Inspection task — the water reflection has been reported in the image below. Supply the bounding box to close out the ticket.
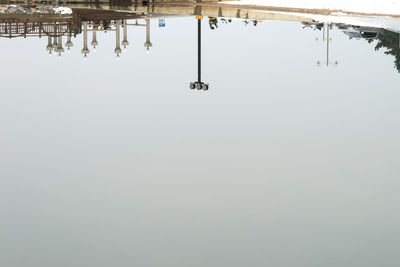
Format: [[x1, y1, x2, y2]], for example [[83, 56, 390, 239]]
[[375, 29, 400, 72], [316, 23, 339, 67], [304, 21, 400, 71], [2, 3, 400, 78], [1, 5, 400, 266], [190, 16, 209, 91]]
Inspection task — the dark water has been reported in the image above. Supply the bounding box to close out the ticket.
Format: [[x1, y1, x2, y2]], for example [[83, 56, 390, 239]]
[[0, 16, 399, 267]]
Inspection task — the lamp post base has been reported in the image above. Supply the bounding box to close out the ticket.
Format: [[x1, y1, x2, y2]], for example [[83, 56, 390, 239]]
[[190, 82, 209, 91]]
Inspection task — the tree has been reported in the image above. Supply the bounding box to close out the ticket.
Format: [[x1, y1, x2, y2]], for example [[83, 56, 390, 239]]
[[374, 30, 400, 72]]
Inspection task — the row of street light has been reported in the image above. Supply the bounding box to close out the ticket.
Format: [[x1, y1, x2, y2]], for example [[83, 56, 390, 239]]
[[317, 23, 338, 67], [45, 19, 152, 58]]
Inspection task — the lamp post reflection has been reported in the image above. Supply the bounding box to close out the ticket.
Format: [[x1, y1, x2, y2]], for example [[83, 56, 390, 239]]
[[317, 23, 338, 67], [52, 24, 58, 49], [144, 18, 152, 53], [46, 36, 53, 55], [56, 36, 64, 57], [122, 20, 129, 49], [114, 20, 122, 57], [81, 21, 90, 57], [190, 16, 209, 91], [91, 29, 98, 50], [65, 34, 73, 51]]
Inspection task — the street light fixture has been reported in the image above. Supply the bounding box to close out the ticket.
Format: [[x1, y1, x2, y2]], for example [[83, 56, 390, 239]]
[[81, 21, 90, 58], [114, 20, 122, 57], [46, 36, 53, 55], [56, 36, 64, 58], [122, 20, 129, 49], [317, 23, 338, 67], [91, 28, 98, 51], [189, 16, 209, 91], [65, 34, 73, 52], [144, 18, 152, 53]]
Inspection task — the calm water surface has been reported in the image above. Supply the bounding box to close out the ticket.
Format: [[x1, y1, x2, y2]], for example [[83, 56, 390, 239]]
[[0, 17, 399, 267]]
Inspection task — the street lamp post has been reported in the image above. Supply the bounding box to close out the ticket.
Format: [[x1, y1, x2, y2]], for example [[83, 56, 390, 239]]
[[56, 36, 64, 57], [114, 20, 122, 57], [122, 20, 129, 49], [190, 17, 209, 91], [81, 21, 90, 57], [317, 23, 338, 67], [144, 19, 152, 52], [52, 23, 58, 50], [91, 29, 98, 50], [65, 34, 73, 51], [46, 36, 53, 55]]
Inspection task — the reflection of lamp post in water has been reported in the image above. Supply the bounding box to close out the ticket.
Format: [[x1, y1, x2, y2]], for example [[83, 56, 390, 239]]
[[65, 34, 73, 52], [322, 23, 327, 42], [52, 38, 58, 51], [114, 20, 122, 57], [91, 29, 98, 51], [46, 36, 53, 55], [122, 20, 129, 49], [56, 36, 64, 57], [52, 23, 58, 51], [81, 22, 90, 58], [317, 23, 338, 67], [144, 19, 152, 53], [189, 16, 209, 91]]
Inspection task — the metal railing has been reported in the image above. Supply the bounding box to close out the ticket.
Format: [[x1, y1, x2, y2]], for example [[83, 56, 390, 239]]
[[0, 22, 73, 38]]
